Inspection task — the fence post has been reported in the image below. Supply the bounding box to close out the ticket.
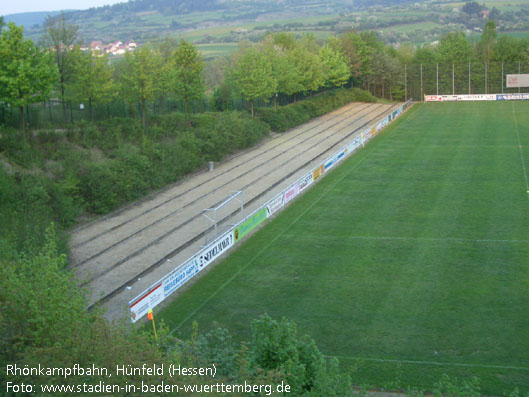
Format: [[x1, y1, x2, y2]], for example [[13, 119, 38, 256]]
[[519, 61, 521, 93], [502, 62, 504, 94], [452, 62, 455, 95], [420, 64, 423, 100], [468, 62, 471, 94], [436, 63, 439, 95], [485, 62, 488, 94], [404, 64, 407, 101]]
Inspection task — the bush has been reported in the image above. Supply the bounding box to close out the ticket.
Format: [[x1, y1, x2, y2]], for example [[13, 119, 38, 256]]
[[249, 314, 352, 395], [256, 88, 376, 132]]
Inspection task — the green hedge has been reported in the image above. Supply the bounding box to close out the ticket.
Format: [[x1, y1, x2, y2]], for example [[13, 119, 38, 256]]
[[256, 88, 376, 132]]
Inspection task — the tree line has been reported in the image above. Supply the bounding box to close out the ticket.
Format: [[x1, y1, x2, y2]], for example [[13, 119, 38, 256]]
[[2, 16, 529, 132]]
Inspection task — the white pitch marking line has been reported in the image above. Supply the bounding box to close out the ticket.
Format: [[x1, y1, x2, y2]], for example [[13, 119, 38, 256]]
[[330, 355, 529, 372], [283, 234, 529, 244], [512, 102, 529, 196]]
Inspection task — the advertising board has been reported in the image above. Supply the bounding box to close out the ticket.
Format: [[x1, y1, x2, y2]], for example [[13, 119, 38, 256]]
[[283, 183, 300, 204], [312, 164, 325, 181], [130, 283, 164, 323], [425, 93, 528, 102], [266, 193, 284, 217], [233, 208, 267, 242], [506, 74, 529, 88], [324, 150, 345, 171], [298, 172, 314, 192]]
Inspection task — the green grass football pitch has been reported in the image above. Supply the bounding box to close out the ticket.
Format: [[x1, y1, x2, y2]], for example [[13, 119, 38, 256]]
[[159, 101, 529, 394]]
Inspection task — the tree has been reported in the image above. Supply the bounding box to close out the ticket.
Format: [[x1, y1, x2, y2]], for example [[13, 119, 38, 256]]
[[119, 45, 162, 128], [0, 22, 58, 133], [492, 36, 523, 62], [204, 56, 229, 92], [319, 44, 350, 89], [412, 45, 438, 65], [168, 40, 205, 114], [436, 32, 474, 94], [479, 20, 497, 63], [340, 31, 366, 83], [249, 315, 351, 395], [233, 46, 276, 117], [340, 31, 377, 89], [272, 53, 301, 109], [437, 32, 473, 64], [461, 1, 482, 16], [370, 51, 401, 99], [41, 14, 78, 109], [489, 7, 500, 21], [262, 36, 301, 109], [271, 32, 297, 51], [70, 48, 116, 123], [289, 45, 323, 99]]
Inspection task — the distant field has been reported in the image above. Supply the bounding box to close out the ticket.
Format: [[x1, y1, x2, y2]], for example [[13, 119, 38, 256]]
[[159, 101, 529, 394], [196, 43, 239, 59], [500, 31, 529, 40], [444, 0, 527, 9], [388, 21, 443, 33]]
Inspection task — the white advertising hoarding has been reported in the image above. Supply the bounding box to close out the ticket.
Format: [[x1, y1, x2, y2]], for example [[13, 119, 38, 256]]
[[506, 74, 529, 88]]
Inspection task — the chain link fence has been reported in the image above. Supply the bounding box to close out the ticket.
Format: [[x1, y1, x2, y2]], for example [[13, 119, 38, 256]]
[[0, 90, 313, 130], [405, 61, 529, 101]]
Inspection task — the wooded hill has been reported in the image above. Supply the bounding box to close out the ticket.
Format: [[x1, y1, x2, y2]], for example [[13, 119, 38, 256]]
[[10, 0, 529, 54], [14, 0, 421, 44]]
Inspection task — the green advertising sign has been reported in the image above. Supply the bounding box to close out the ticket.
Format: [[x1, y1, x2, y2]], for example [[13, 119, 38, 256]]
[[233, 208, 267, 243]]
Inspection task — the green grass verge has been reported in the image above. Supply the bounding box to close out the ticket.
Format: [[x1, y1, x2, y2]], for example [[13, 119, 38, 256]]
[[159, 101, 529, 394]]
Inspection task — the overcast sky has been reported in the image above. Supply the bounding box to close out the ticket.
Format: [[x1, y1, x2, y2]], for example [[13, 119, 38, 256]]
[[1, 0, 125, 16]]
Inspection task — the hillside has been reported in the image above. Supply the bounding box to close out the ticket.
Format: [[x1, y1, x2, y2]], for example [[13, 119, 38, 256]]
[[3, 11, 66, 30], [9, 0, 529, 57]]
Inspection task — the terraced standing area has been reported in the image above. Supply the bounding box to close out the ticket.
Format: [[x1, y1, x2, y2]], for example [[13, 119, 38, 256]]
[[70, 101, 397, 321], [159, 101, 529, 394]]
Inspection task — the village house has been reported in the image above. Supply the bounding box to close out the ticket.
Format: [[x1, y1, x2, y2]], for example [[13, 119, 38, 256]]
[[88, 39, 137, 56]]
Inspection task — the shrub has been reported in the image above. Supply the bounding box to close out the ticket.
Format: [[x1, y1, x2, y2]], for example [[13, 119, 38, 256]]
[[256, 88, 376, 132]]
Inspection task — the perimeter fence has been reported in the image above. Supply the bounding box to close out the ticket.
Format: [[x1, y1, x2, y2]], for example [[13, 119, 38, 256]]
[[3, 61, 528, 129], [0, 90, 313, 129], [404, 61, 529, 100]]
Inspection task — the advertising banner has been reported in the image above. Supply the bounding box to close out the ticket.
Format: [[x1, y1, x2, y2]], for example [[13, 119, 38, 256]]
[[283, 183, 300, 204], [266, 193, 284, 217], [199, 230, 234, 265], [130, 283, 164, 323], [346, 137, 362, 154], [324, 150, 345, 171], [162, 257, 200, 298], [425, 93, 528, 102], [496, 93, 529, 101], [313, 164, 325, 181], [298, 172, 314, 192], [233, 208, 267, 242], [506, 74, 529, 88]]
